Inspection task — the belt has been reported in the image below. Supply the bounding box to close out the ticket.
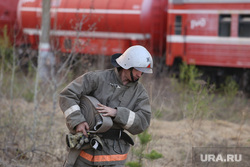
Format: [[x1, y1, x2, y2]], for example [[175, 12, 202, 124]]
[[97, 129, 134, 146]]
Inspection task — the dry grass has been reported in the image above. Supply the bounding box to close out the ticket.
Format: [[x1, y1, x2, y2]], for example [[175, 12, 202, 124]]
[[0, 71, 250, 167], [0, 98, 68, 167], [146, 119, 250, 167], [2, 98, 250, 167]]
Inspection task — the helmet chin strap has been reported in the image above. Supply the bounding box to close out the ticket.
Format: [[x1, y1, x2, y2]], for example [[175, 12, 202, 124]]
[[130, 68, 138, 82]]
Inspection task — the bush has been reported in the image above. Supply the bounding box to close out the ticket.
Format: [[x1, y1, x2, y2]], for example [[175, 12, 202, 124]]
[[126, 130, 163, 167]]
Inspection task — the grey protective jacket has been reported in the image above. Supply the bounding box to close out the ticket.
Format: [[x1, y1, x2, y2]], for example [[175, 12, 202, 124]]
[[59, 68, 151, 166]]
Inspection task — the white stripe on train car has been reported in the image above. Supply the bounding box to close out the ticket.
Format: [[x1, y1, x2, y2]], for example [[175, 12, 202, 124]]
[[168, 9, 250, 14], [23, 28, 151, 40], [20, 7, 141, 14], [169, 0, 250, 4], [167, 35, 250, 45]]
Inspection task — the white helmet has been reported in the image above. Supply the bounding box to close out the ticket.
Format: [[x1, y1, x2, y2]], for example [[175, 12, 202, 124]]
[[111, 45, 153, 73]]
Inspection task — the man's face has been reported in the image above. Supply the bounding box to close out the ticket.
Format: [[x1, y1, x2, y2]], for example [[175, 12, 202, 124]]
[[125, 68, 143, 82]]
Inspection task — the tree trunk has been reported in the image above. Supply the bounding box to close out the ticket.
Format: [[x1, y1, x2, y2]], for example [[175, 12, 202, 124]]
[[38, 0, 54, 81]]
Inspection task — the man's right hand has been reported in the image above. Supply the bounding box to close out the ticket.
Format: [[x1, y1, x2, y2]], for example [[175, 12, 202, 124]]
[[76, 122, 89, 137]]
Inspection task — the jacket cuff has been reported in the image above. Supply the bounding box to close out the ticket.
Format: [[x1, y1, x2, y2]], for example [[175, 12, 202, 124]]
[[66, 110, 86, 133], [113, 107, 135, 130]]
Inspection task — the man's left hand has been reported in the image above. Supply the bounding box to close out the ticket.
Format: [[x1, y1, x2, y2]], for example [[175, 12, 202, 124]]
[[96, 104, 117, 118]]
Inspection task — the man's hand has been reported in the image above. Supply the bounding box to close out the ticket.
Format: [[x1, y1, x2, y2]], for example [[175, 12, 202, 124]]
[[96, 104, 117, 118], [76, 122, 89, 137]]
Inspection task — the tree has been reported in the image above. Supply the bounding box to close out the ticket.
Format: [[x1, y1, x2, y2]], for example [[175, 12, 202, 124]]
[[38, 0, 54, 81]]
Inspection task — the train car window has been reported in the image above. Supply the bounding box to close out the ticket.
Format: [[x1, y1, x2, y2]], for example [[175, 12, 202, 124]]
[[218, 15, 231, 37], [239, 15, 250, 37], [175, 15, 182, 35]]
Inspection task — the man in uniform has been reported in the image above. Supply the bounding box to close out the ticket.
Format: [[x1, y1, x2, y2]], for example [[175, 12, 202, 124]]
[[59, 45, 153, 167]]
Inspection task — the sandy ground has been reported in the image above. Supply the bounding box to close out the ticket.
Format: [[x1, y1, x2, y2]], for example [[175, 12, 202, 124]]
[[0, 98, 250, 167], [146, 119, 250, 167]]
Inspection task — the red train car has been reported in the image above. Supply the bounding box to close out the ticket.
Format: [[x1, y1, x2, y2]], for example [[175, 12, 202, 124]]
[[16, 0, 250, 68], [0, 0, 20, 44], [17, 0, 166, 56], [167, 0, 250, 69], [1, 0, 250, 88]]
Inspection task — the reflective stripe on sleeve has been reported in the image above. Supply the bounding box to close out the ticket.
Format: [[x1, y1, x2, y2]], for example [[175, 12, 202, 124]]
[[124, 110, 135, 129], [64, 105, 80, 118], [80, 150, 128, 162]]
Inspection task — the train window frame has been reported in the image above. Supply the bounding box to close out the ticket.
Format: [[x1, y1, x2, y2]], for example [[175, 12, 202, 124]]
[[218, 14, 231, 37], [238, 14, 250, 37], [175, 15, 182, 35]]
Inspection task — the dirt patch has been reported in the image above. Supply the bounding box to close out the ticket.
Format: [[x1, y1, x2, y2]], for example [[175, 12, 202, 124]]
[[0, 98, 250, 166], [145, 119, 250, 167]]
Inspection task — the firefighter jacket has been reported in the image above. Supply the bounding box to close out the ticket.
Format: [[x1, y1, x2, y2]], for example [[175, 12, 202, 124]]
[[59, 68, 151, 166]]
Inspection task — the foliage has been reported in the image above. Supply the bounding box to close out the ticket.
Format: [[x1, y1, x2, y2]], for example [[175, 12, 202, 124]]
[[168, 62, 247, 122], [23, 88, 35, 102], [0, 25, 11, 52], [0, 25, 12, 67], [0, 25, 13, 94], [138, 130, 152, 145], [221, 76, 239, 101], [144, 150, 163, 160], [126, 130, 163, 167], [153, 109, 163, 119], [179, 62, 202, 91], [126, 161, 141, 167], [171, 63, 215, 120]]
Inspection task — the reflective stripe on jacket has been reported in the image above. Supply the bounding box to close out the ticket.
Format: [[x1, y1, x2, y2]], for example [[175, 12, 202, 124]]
[[80, 150, 128, 162]]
